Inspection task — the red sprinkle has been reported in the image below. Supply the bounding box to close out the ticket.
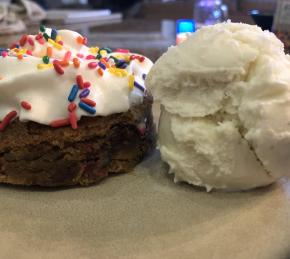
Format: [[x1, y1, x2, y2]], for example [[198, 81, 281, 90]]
[[130, 55, 136, 60], [37, 38, 45, 45], [21, 101, 32, 110], [63, 51, 72, 62], [68, 102, 77, 112], [53, 60, 64, 75], [86, 55, 95, 60], [130, 55, 145, 62], [27, 37, 35, 47], [115, 48, 129, 53], [59, 60, 69, 67], [76, 75, 84, 89], [77, 53, 84, 58], [83, 82, 91, 88], [50, 118, 70, 128], [35, 33, 42, 40], [26, 50, 33, 55], [81, 98, 96, 107], [58, 40, 64, 46], [138, 56, 145, 62], [73, 57, 80, 68], [69, 111, 78, 129], [0, 111, 17, 132], [88, 62, 98, 69], [19, 34, 28, 46]]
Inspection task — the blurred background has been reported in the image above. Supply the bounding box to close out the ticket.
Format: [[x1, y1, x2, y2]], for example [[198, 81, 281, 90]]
[[0, 0, 287, 61]]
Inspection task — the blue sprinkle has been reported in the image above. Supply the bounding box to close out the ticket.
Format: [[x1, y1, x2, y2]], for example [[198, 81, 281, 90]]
[[68, 84, 79, 102], [79, 101, 96, 114], [142, 73, 147, 80], [117, 60, 127, 68], [79, 88, 90, 98], [15, 44, 20, 49], [120, 63, 127, 69], [134, 81, 145, 92], [51, 29, 57, 40], [98, 62, 106, 70]]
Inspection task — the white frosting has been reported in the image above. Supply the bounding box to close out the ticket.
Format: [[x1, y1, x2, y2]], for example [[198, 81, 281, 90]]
[[0, 28, 152, 125], [146, 22, 290, 191]]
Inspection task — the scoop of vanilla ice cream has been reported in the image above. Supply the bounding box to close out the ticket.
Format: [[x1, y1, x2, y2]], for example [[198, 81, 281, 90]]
[[146, 22, 290, 191]]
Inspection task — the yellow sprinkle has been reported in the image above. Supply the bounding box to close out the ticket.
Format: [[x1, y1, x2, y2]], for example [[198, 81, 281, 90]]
[[99, 50, 107, 56], [48, 38, 63, 50], [114, 54, 130, 62], [55, 35, 62, 42], [14, 48, 27, 55], [117, 68, 128, 77], [128, 75, 135, 90], [89, 47, 99, 54], [37, 63, 53, 70], [108, 68, 128, 77], [47, 38, 55, 45]]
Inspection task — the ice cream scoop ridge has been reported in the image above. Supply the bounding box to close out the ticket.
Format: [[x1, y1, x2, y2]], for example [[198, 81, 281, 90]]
[[0, 26, 152, 130], [146, 22, 290, 191]]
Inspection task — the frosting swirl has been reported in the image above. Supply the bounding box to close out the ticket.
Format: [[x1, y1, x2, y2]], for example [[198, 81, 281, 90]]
[[0, 27, 152, 129]]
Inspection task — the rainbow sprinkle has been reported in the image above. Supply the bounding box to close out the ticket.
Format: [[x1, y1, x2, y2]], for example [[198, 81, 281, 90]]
[[81, 98, 96, 107], [68, 102, 77, 112], [79, 101, 96, 114], [97, 68, 103, 76], [37, 63, 53, 69], [53, 60, 64, 75], [51, 28, 57, 41], [0, 111, 17, 132], [76, 75, 84, 89], [21, 101, 32, 110], [134, 81, 145, 92], [48, 39, 62, 50], [42, 55, 49, 64], [79, 89, 90, 98], [50, 118, 70, 128], [83, 82, 91, 88], [98, 62, 106, 70], [69, 111, 78, 129], [68, 85, 79, 102], [128, 75, 135, 90], [88, 62, 98, 69]]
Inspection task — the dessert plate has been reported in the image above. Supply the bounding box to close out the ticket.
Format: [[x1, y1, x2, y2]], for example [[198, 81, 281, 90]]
[[0, 150, 289, 259], [0, 104, 290, 259]]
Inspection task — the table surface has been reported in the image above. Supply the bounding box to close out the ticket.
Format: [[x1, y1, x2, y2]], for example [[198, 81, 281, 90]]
[[0, 103, 289, 259]]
